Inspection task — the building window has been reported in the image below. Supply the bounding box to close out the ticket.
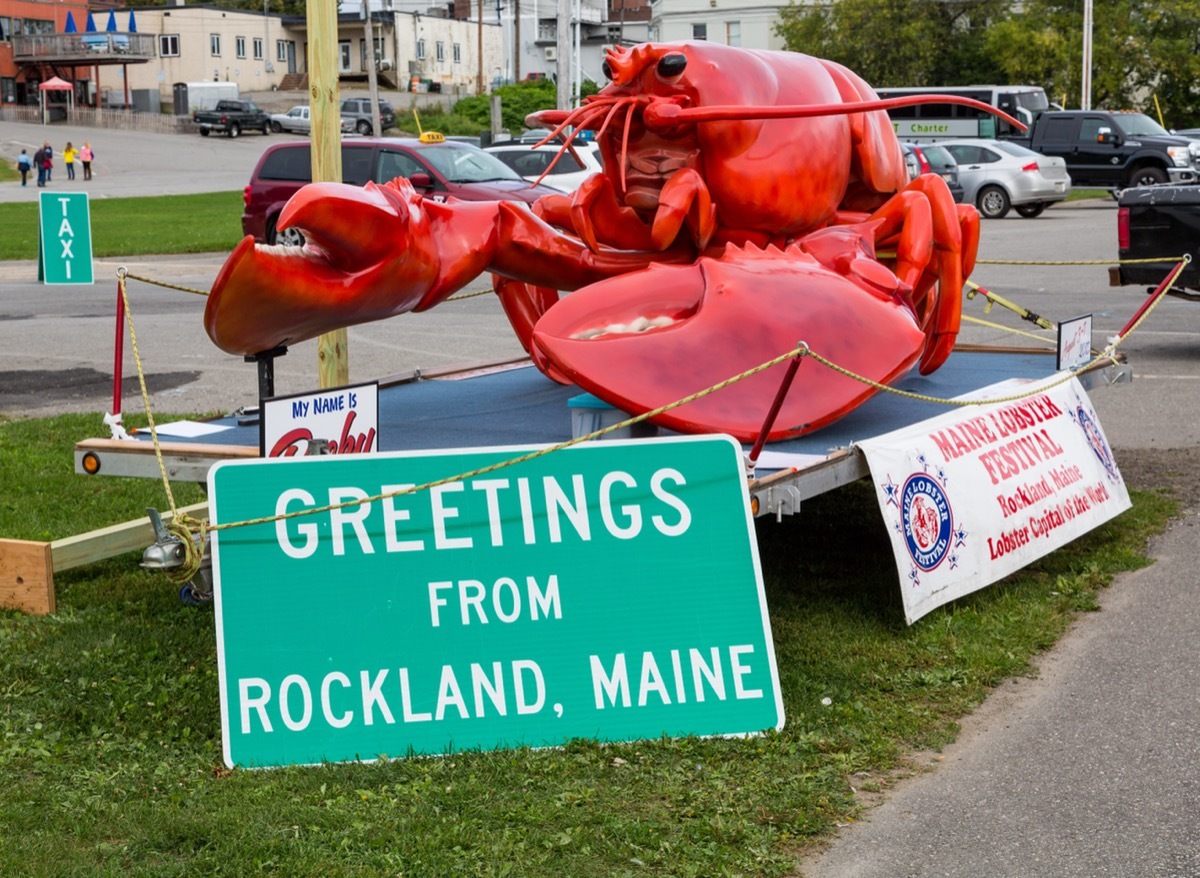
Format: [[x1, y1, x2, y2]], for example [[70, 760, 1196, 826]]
[[210, 33, 221, 57], [23, 18, 54, 35], [160, 34, 180, 57], [236, 36, 246, 59], [436, 41, 445, 62], [538, 22, 555, 41], [453, 43, 461, 64], [1, 77, 15, 103], [253, 37, 264, 60], [725, 20, 739, 47], [692, 23, 707, 40], [416, 38, 426, 60], [0, 17, 13, 42], [276, 41, 288, 63]]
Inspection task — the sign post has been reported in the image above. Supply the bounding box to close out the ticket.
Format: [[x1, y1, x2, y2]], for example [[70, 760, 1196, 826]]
[[38, 192, 94, 285], [209, 437, 783, 768]]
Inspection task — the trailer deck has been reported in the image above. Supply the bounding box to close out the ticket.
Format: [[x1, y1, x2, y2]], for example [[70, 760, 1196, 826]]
[[74, 346, 1128, 517]]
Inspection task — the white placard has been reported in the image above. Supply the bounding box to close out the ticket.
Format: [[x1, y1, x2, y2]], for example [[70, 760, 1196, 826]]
[[261, 382, 379, 458], [858, 375, 1130, 624], [1057, 314, 1093, 371]]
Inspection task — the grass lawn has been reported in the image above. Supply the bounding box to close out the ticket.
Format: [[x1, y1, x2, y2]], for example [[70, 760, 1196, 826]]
[[0, 411, 1174, 877]]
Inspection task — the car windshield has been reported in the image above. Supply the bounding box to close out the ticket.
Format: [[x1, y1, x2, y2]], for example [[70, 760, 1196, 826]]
[[1114, 113, 1170, 138], [420, 145, 524, 183]]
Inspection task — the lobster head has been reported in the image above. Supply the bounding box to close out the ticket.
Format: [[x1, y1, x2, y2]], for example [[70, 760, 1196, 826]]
[[529, 41, 904, 236]]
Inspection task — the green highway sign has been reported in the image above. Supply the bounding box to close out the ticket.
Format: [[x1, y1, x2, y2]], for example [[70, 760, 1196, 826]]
[[209, 437, 783, 768], [38, 191, 94, 285]]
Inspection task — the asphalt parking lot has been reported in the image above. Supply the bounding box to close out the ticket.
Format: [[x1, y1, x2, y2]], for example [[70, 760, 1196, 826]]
[[3, 116, 1199, 876]]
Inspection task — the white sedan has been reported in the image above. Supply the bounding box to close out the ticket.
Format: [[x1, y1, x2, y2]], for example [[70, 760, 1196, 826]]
[[269, 106, 355, 136], [936, 139, 1072, 219], [483, 141, 603, 193]]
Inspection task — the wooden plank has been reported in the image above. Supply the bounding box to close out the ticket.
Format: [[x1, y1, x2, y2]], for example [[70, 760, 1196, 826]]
[[50, 501, 209, 573], [0, 539, 55, 615]]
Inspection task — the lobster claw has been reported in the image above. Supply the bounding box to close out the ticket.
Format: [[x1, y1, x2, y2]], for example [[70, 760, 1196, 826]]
[[205, 180, 444, 356], [530, 243, 926, 442]]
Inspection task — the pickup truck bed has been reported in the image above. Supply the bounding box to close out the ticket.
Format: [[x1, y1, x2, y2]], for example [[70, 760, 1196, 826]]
[[1112, 184, 1200, 294]]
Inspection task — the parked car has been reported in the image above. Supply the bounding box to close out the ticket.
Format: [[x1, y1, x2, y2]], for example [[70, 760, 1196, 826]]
[[340, 97, 397, 135], [269, 105, 355, 135], [936, 139, 1072, 219], [483, 141, 604, 193], [903, 142, 965, 203], [242, 138, 560, 246]]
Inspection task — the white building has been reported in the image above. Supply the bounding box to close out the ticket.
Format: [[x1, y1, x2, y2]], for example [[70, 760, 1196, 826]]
[[649, 0, 786, 50], [96, 2, 504, 110]]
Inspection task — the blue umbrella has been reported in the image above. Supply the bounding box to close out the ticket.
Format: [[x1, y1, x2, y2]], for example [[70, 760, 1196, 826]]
[[64, 11, 78, 33], [85, 12, 97, 32], [105, 9, 118, 32], [128, 10, 137, 33]]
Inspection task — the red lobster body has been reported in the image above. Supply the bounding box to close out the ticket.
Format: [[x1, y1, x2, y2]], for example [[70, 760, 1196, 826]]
[[204, 42, 1018, 441]]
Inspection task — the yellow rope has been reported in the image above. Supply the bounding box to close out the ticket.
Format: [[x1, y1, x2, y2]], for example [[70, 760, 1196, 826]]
[[962, 314, 1056, 347], [120, 272, 210, 297], [976, 256, 1187, 266], [118, 254, 1182, 546]]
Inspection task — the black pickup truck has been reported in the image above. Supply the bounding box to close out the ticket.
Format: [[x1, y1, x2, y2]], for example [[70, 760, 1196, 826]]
[[1011, 110, 1200, 191], [1111, 184, 1200, 296], [194, 99, 271, 138]]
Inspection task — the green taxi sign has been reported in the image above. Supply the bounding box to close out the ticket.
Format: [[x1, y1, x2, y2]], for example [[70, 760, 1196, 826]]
[[209, 436, 783, 768], [38, 191, 94, 285]]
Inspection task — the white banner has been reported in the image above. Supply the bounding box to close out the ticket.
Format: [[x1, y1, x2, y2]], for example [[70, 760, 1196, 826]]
[[858, 375, 1131, 624]]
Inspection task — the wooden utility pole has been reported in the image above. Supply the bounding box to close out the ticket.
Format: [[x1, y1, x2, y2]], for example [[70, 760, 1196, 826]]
[[477, 0, 484, 95], [513, 0, 520, 82], [363, 0, 382, 135], [309, 0, 349, 388]]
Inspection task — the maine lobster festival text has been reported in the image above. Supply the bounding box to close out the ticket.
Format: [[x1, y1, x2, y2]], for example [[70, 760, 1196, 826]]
[[927, 394, 1116, 561]]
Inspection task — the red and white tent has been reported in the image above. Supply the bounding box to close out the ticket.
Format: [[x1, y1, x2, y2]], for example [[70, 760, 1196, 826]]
[[38, 76, 75, 123]]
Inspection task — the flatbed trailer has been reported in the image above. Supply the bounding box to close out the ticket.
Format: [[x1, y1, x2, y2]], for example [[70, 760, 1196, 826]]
[[74, 346, 1129, 519]]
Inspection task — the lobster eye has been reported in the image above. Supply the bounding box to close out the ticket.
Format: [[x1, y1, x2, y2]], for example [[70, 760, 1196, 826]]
[[656, 53, 687, 81], [602, 60, 612, 81]]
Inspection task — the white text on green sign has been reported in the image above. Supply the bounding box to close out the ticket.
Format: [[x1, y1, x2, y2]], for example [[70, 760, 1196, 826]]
[[209, 437, 783, 768]]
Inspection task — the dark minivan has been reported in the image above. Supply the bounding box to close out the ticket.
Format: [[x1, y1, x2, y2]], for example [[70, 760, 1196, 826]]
[[242, 138, 560, 245]]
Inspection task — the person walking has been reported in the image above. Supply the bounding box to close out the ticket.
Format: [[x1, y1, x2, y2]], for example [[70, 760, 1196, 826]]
[[17, 149, 32, 186], [41, 142, 53, 183], [63, 141, 77, 181], [80, 141, 94, 181], [34, 144, 47, 187]]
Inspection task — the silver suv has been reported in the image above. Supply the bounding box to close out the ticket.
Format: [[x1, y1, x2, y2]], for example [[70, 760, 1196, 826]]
[[340, 97, 396, 135]]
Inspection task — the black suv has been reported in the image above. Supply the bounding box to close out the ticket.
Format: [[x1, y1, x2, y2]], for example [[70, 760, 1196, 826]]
[[340, 97, 396, 135]]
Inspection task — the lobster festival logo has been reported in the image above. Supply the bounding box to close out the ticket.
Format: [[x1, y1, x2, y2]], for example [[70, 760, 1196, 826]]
[[1069, 398, 1118, 482], [898, 471, 956, 574]]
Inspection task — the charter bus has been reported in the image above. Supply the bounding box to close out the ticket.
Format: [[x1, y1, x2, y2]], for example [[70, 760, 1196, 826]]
[[873, 85, 1051, 141]]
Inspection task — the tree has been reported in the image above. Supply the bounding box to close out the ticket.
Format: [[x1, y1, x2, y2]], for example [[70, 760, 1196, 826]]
[[774, 0, 1009, 88], [776, 0, 1200, 126]]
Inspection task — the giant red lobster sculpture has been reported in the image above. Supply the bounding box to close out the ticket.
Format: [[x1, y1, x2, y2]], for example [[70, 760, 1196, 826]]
[[206, 42, 1020, 441]]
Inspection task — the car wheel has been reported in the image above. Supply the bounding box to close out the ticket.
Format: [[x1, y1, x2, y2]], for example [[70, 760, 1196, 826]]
[[356, 120, 372, 135], [1128, 166, 1168, 188], [228, 122, 241, 139], [977, 185, 1011, 219], [266, 215, 306, 248], [270, 121, 283, 133], [199, 128, 210, 137], [1015, 202, 1047, 218], [262, 124, 271, 135]]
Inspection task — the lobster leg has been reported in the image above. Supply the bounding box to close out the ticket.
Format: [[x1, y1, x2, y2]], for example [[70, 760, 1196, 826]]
[[866, 175, 970, 374]]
